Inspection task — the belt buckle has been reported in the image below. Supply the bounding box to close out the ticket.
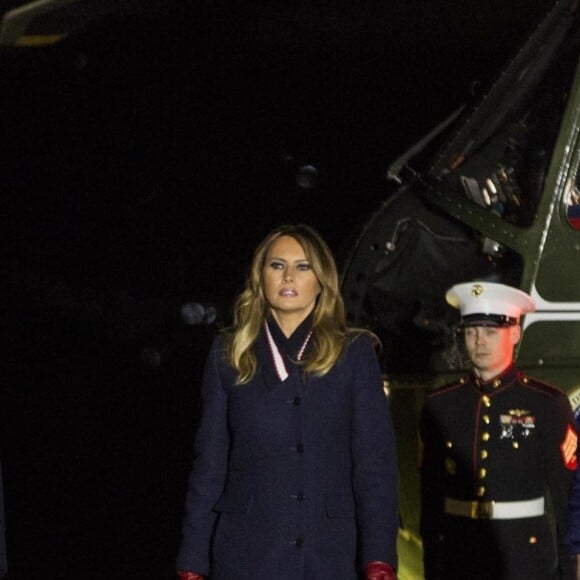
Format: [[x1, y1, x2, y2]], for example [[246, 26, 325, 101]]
[[472, 500, 494, 519]]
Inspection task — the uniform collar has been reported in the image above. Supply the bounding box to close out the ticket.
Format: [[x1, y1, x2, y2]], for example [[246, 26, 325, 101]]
[[471, 363, 518, 393]]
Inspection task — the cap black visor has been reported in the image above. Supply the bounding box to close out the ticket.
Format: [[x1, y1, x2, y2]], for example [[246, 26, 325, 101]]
[[459, 314, 518, 328]]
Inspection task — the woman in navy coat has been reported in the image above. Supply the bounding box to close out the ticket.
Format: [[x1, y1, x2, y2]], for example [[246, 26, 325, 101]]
[[176, 224, 399, 580]]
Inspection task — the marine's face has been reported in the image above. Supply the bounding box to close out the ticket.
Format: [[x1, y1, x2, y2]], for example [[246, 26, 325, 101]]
[[262, 235, 321, 328], [463, 325, 520, 380]]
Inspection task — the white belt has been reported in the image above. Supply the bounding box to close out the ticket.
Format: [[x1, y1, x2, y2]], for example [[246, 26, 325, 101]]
[[444, 496, 545, 520]]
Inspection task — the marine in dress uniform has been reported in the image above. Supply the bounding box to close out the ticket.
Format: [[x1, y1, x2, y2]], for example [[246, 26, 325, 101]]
[[420, 281, 578, 580]]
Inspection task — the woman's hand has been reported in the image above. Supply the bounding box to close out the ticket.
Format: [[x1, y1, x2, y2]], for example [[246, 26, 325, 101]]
[[366, 561, 397, 580], [177, 571, 204, 580]]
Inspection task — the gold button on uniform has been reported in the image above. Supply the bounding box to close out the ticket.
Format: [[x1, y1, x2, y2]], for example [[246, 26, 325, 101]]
[[529, 536, 538, 544], [478, 468, 487, 479], [477, 486, 486, 497], [522, 376, 529, 384], [493, 379, 501, 388], [482, 395, 491, 407], [513, 441, 519, 449], [446, 441, 453, 449], [482, 415, 490, 424], [445, 458, 456, 475], [481, 450, 488, 460], [482, 432, 490, 442]]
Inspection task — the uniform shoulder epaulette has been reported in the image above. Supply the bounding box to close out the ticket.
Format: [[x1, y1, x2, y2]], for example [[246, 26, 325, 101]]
[[428, 376, 468, 398], [519, 372, 565, 396]]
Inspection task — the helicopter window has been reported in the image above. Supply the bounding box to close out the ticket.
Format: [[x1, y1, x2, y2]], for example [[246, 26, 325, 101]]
[[431, 20, 580, 227]]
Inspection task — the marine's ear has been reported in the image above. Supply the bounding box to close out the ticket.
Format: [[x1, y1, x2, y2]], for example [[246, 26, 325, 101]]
[[509, 324, 522, 345]]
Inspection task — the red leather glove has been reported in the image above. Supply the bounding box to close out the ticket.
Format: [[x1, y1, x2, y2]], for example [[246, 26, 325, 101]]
[[177, 571, 204, 580], [366, 560, 397, 580]]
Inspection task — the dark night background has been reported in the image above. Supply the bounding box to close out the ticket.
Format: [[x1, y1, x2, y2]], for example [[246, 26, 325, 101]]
[[1, 1, 554, 578]]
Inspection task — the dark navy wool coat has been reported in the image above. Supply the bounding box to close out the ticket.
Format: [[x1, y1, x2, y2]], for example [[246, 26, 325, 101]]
[[176, 321, 399, 579]]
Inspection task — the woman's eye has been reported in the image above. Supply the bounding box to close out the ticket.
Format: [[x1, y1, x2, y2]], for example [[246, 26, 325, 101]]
[[297, 263, 311, 270], [269, 261, 284, 269]]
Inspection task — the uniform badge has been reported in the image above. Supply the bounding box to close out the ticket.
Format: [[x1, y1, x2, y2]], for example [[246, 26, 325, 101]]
[[560, 424, 578, 470], [499, 410, 536, 440], [500, 415, 514, 439], [520, 415, 536, 438]]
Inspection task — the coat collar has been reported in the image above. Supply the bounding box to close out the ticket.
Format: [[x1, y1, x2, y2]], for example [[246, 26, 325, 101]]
[[259, 314, 314, 387], [266, 314, 314, 357]]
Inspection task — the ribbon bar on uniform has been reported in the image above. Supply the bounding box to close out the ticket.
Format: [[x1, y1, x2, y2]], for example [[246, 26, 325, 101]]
[[444, 496, 545, 520]]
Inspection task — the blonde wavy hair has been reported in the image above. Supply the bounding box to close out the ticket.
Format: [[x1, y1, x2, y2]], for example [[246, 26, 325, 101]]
[[224, 224, 376, 384]]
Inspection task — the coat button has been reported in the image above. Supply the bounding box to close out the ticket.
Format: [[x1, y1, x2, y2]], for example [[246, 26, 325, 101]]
[[293, 538, 304, 547], [293, 397, 302, 406], [296, 444, 304, 453], [294, 492, 304, 501]]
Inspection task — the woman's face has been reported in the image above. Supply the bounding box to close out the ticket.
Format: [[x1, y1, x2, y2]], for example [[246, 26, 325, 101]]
[[262, 235, 322, 327]]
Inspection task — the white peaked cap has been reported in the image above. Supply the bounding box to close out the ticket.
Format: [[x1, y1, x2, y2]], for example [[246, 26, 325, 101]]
[[446, 281, 536, 325]]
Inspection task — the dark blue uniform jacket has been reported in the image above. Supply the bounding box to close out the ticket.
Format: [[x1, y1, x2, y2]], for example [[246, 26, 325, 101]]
[[420, 365, 576, 580], [176, 318, 399, 579]]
